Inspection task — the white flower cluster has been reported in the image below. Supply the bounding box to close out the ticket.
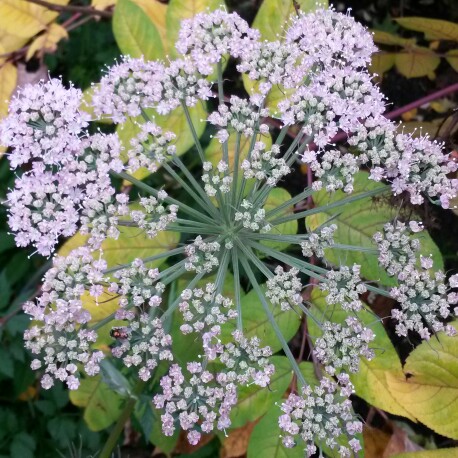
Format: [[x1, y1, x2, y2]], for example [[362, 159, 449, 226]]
[[349, 116, 458, 207], [93, 57, 212, 122], [23, 248, 108, 389], [235, 199, 271, 232], [185, 236, 221, 273], [153, 362, 238, 445], [241, 143, 290, 186], [314, 317, 375, 376], [279, 377, 362, 457], [112, 310, 173, 382], [266, 266, 303, 311], [109, 258, 165, 309], [304, 148, 360, 193], [301, 224, 337, 258], [179, 283, 237, 334], [176, 8, 260, 75], [128, 121, 176, 173], [374, 222, 457, 339], [130, 192, 178, 239], [320, 265, 367, 312], [208, 95, 269, 143], [202, 160, 233, 196], [237, 40, 304, 90], [218, 330, 274, 387]]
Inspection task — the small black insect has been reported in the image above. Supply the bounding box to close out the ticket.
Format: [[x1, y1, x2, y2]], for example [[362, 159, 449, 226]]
[[110, 327, 131, 340]]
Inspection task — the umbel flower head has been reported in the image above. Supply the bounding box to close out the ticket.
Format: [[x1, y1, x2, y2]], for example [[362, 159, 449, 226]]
[[2, 5, 458, 456]]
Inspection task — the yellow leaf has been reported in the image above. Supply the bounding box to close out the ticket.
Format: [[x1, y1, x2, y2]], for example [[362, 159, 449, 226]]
[[392, 449, 458, 458], [372, 30, 417, 47], [25, 23, 68, 60], [369, 52, 396, 76], [59, 226, 180, 269], [92, 0, 116, 10], [395, 17, 458, 42], [0, 62, 17, 118], [0, 30, 28, 58], [0, 0, 69, 39], [132, 0, 167, 51], [395, 47, 440, 78], [401, 108, 418, 122], [386, 322, 458, 439]]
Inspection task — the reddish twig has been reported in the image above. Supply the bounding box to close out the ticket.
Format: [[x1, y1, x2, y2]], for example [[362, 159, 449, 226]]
[[26, 0, 112, 18]]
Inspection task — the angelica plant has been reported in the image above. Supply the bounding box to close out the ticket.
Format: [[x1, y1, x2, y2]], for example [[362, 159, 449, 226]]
[[2, 5, 458, 457]]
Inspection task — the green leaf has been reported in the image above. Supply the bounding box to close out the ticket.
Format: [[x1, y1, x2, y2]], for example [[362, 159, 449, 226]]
[[100, 360, 134, 398], [230, 356, 293, 428], [221, 285, 301, 353], [263, 188, 298, 252], [118, 103, 207, 181], [113, 0, 164, 60], [386, 321, 458, 439], [59, 227, 180, 269], [166, 0, 222, 58], [395, 17, 458, 42], [10, 433, 35, 458], [69, 376, 125, 431], [308, 288, 415, 420], [247, 404, 303, 458], [394, 48, 440, 78], [298, 361, 318, 385], [46, 417, 77, 449], [252, 0, 328, 41], [306, 171, 443, 286]]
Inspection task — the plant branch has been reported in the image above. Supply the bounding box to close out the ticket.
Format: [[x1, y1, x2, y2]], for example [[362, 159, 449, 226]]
[[26, 0, 113, 18]]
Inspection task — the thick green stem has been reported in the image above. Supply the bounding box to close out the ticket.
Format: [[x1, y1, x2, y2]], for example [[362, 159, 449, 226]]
[[98, 381, 145, 458]]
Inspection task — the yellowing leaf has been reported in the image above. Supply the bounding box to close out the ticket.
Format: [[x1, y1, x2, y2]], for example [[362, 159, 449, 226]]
[[395, 48, 440, 78], [252, 0, 328, 41], [0, 30, 28, 58], [0, 0, 68, 39], [133, 0, 167, 51], [25, 23, 68, 60], [372, 30, 416, 47], [386, 322, 458, 439], [392, 449, 458, 458], [369, 52, 396, 76], [113, 0, 164, 60], [395, 17, 458, 42], [0, 62, 17, 118], [69, 375, 124, 431], [59, 227, 179, 269]]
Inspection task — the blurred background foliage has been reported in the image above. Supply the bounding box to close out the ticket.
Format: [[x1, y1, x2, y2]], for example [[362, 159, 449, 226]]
[[1, 1, 458, 457]]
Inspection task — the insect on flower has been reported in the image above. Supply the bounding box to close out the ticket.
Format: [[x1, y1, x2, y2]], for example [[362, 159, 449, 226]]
[[110, 327, 131, 340]]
